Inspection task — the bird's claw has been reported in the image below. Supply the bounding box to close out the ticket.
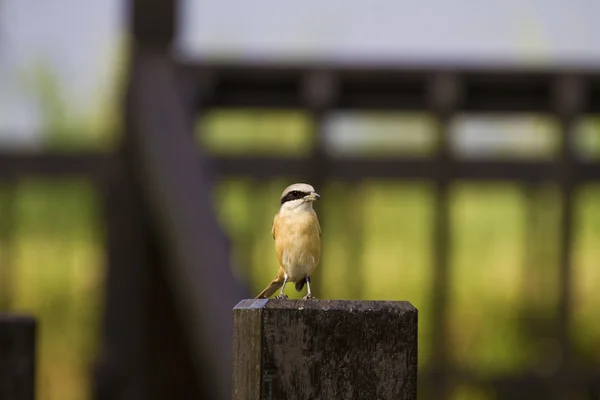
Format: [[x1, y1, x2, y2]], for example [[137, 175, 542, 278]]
[[276, 294, 288, 299], [302, 294, 316, 300]]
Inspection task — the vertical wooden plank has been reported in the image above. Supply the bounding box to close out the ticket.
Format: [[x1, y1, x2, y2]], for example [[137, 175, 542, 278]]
[[128, 49, 249, 399], [131, 0, 178, 46], [553, 75, 584, 383], [231, 300, 264, 400], [93, 159, 152, 400], [232, 299, 418, 400], [0, 315, 36, 400], [427, 73, 460, 400]]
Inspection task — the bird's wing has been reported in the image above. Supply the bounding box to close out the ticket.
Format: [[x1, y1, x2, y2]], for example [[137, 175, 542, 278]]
[[316, 213, 321, 237], [272, 213, 286, 268], [310, 211, 322, 264], [271, 212, 279, 240]]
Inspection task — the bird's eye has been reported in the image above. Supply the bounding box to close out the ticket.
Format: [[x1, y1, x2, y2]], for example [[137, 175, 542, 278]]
[[281, 190, 308, 204]]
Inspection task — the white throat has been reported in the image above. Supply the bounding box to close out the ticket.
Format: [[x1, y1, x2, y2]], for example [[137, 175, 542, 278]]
[[279, 199, 314, 215]]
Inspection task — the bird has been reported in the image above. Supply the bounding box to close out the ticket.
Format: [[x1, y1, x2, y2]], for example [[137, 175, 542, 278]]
[[255, 183, 321, 300]]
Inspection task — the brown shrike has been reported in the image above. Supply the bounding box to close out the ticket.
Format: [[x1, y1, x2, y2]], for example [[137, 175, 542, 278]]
[[255, 183, 321, 300]]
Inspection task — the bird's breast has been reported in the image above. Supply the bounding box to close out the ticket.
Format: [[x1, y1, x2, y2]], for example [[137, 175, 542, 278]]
[[274, 211, 321, 281]]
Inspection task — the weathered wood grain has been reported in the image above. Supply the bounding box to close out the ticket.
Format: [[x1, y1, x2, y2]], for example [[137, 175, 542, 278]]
[[233, 299, 417, 400]]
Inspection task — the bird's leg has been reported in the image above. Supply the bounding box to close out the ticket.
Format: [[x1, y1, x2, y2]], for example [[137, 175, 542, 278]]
[[302, 276, 316, 300], [276, 276, 289, 299]]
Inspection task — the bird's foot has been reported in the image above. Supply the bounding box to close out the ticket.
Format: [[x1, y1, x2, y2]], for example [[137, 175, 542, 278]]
[[276, 294, 288, 300], [302, 294, 316, 300]]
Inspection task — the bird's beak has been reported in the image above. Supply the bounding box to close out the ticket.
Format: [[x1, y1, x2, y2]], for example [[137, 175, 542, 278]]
[[304, 192, 321, 202]]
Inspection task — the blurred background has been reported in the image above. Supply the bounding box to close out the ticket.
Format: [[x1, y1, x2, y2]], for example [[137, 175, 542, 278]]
[[1, 0, 600, 399]]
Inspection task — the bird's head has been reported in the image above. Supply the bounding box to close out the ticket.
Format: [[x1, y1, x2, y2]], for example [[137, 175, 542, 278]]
[[279, 183, 320, 211]]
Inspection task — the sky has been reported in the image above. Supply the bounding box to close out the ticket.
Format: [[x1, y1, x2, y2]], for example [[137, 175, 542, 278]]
[[180, 0, 600, 67], [1, 0, 600, 145]]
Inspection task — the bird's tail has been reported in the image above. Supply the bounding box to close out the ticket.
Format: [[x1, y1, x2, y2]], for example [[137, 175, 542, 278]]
[[255, 276, 284, 299]]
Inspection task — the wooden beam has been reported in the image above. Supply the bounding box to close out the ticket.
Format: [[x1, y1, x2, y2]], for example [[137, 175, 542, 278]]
[[0, 315, 36, 400], [232, 299, 418, 400], [0, 152, 599, 183], [209, 156, 600, 183], [180, 61, 600, 113], [0, 152, 111, 180]]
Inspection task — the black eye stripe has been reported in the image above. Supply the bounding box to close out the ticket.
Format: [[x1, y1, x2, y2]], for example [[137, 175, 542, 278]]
[[280, 190, 310, 204]]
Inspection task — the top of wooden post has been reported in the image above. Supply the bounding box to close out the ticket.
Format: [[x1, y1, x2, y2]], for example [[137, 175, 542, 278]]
[[0, 314, 36, 325], [234, 298, 417, 313], [232, 299, 418, 400]]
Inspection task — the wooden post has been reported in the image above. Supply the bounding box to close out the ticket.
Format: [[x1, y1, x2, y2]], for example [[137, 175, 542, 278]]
[[0, 315, 36, 400], [232, 299, 417, 400]]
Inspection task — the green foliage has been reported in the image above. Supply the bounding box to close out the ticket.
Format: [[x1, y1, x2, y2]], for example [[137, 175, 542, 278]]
[[2, 179, 103, 400]]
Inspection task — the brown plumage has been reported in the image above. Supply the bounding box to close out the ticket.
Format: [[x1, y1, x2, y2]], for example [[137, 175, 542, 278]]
[[255, 183, 321, 299]]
